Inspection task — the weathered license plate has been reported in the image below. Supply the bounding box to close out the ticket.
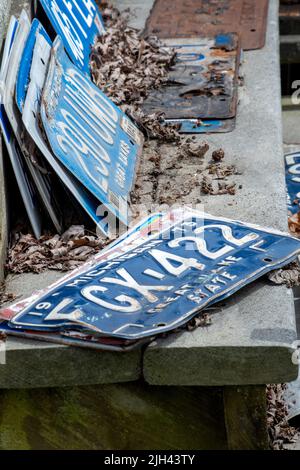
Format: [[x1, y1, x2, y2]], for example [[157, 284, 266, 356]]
[[15, 18, 63, 233], [19, 22, 109, 234], [6, 209, 300, 339], [0, 14, 42, 238], [285, 151, 300, 215], [40, 37, 144, 230], [143, 0, 269, 51], [0, 322, 147, 352], [36, 0, 105, 73], [142, 35, 240, 120]]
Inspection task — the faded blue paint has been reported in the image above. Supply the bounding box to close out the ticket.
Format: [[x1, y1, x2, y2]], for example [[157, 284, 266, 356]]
[[37, 0, 105, 73], [165, 118, 235, 133], [8, 210, 300, 339], [40, 37, 143, 231], [16, 19, 51, 113]]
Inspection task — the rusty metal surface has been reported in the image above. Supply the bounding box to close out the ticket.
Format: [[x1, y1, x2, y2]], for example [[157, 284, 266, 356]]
[[144, 0, 269, 51], [142, 34, 240, 120]]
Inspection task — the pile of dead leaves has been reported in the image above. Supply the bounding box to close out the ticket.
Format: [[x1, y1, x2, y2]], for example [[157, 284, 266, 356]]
[[268, 261, 300, 288], [91, 12, 175, 106], [91, 3, 179, 141], [201, 155, 239, 196], [6, 226, 107, 274], [267, 384, 299, 450]]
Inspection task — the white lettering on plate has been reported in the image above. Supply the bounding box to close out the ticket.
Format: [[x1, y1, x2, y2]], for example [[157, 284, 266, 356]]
[[51, 0, 85, 65]]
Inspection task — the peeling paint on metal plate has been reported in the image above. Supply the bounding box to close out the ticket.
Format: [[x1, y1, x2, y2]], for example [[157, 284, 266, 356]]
[[142, 35, 240, 120], [2, 17, 63, 233], [0, 16, 18, 90], [16, 21, 63, 233], [16, 18, 51, 113], [144, 0, 269, 51], [7, 209, 300, 340]]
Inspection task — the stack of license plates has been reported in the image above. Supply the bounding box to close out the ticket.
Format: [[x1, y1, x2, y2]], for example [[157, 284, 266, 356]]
[[0, 0, 144, 240], [1, 208, 300, 351]]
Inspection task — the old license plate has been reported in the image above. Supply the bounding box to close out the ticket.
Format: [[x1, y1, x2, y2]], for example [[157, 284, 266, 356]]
[[36, 0, 105, 73], [15, 18, 52, 113], [285, 151, 300, 214], [143, 0, 269, 51], [0, 212, 164, 322], [142, 35, 240, 120], [40, 36, 144, 229], [0, 321, 147, 351], [0, 14, 42, 239], [14, 19, 63, 233], [3, 10, 30, 145], [0, 107, 42, 238], [7, 208, 300, 339], [19, 26, 118, 235]]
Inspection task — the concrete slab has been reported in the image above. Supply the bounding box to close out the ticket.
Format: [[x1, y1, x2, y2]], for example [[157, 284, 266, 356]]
[[144, 0, 299, 385]]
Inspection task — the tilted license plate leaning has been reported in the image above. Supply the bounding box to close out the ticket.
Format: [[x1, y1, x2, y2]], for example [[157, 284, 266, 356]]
[[3, 208, 300, 340], [18, 21, 109, 233], [285, 151, 300, 215], [0, 13, 43, 239], [35, 0, 105, 73], [40, 36, 144, 234], [15, 18, 63, 233]]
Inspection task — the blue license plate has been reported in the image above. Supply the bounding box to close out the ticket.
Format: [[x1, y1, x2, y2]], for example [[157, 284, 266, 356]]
[[285, 152, 300, 214], [37, 0, 105, 73], [8, 209, 300, 339], [40, 36, 144, 230]]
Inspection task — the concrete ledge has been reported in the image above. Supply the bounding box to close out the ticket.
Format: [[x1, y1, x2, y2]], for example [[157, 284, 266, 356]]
[[1, 337, 141, 388], [144, 282, 298, 385]]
